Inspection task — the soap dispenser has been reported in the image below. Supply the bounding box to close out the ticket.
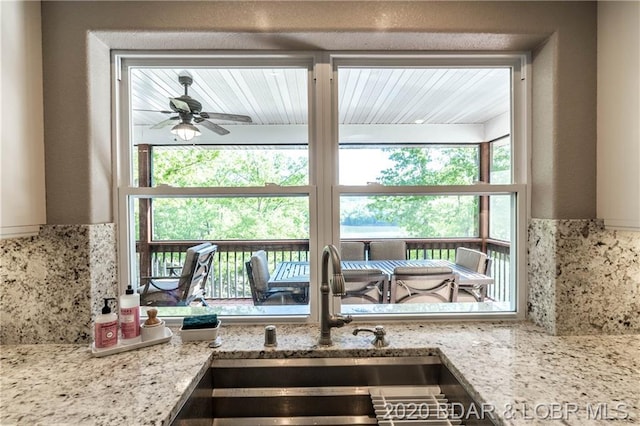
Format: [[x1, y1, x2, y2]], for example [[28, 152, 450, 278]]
[[119, 284, 141, 343], [95, 298, 118, 349]]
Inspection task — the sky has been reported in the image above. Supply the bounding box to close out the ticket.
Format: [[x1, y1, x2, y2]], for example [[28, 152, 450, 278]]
[[339, 148, 394, 185]]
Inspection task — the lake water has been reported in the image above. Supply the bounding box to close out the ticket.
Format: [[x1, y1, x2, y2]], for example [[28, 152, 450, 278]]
[[340, 225, 409, 238]]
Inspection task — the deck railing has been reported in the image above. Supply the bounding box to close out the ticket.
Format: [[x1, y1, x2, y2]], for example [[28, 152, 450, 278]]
[[139, 238, 511, 303]]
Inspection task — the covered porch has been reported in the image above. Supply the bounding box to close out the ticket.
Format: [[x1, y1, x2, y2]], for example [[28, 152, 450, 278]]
[[137, 238, 511, 305]]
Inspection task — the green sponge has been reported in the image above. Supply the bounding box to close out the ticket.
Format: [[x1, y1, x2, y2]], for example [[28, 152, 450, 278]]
[[182, 314, 219, 330]]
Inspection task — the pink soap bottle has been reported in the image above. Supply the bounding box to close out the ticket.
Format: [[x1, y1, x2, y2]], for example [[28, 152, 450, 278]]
[[95, 298, 118, 348]]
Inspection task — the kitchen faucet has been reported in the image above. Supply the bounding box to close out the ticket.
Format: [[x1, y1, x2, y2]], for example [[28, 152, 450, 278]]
[[319, 244, 353, 346]]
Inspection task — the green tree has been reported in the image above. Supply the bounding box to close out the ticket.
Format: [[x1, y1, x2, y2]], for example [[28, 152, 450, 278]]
[[366, 146, 479, 237], [149, 148, 309, 240], [490, 141, 511, 184]]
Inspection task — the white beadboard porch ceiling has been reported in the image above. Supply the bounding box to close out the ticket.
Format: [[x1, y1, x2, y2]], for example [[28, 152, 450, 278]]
[[130, 66, 511, 145]]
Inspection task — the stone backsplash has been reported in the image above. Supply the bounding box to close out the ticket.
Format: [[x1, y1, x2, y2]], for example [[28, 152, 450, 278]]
[[0, 224, 117, 344], [1, 220, 638, 343], [528, 219, 640, 335]]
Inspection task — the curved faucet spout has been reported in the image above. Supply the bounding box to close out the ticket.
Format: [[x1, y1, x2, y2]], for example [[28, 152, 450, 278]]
[[322, 244, 346, 296], [319, 244, 353, 346]]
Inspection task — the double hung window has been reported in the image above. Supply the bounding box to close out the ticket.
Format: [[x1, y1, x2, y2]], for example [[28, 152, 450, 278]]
[[115, 52, 527, 320]]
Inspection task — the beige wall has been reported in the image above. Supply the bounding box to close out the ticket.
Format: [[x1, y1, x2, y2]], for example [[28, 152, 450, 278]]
[[40, 1, 597, 224]]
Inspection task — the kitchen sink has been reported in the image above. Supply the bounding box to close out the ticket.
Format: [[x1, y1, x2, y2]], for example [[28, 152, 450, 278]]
[[172, 356, 494, 426]]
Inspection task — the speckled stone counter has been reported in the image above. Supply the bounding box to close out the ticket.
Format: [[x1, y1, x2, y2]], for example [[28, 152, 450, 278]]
[[1, 321, 638, 425]]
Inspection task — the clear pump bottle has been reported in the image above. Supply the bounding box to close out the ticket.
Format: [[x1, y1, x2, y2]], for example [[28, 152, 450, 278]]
[[119, 285, 141, 343]]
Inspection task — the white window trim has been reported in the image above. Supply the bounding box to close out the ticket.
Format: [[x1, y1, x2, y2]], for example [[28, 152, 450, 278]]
[[326, 53, 529, 320], [113, 52, 321, 323], [112, 51, 531, 323]]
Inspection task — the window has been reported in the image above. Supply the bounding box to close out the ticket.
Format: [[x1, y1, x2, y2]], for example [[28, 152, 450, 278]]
[[333, 59, 525, 316], [118, 58, 314, 318], [115, 52, 527, 321]]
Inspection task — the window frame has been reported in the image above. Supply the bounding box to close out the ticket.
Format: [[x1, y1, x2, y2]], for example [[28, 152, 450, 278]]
[[327, 53, 529, 319], [114, 53, 321, 322], [113, 51, 530, 323]]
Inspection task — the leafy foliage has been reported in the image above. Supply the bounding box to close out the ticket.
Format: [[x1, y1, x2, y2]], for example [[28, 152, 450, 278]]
[[365, 146, 480, 237], [148, 148, 309, 240], [143, 144, 508, 241]]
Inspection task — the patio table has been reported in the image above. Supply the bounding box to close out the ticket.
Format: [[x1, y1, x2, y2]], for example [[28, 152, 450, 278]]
[[269, 259, 494, 302]]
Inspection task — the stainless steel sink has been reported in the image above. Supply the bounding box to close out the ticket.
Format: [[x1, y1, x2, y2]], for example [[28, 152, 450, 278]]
[[172, 356, 494, 426]]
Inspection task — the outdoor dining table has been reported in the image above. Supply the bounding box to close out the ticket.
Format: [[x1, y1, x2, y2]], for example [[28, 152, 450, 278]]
[[268, 259, 494, 302]]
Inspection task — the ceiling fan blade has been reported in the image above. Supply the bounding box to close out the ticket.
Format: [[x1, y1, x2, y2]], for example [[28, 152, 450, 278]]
[[197, 119, 230, 135], [170, 98, 191, 113], [134, 109, 174, 114], [200, 112, 252, 123], [150, 117, 179, 129]]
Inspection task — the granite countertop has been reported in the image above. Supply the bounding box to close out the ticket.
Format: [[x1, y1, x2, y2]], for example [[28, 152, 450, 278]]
[[1, 321, 638, 425]]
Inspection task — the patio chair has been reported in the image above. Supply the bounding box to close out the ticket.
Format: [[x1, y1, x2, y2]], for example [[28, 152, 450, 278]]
[[455, 247, 491, 301], [139, 242, 217, 307], [246, 250, 307, 305], [341, 269, 388, 304], [455, 247, 489, 273], [391, 266, 458, 303], [369, 240, 406, 260], [340, 241, 366, 261]]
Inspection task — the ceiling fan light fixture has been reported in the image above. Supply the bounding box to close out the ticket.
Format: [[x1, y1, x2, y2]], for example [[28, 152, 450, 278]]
[[142, 73, 252, 137], [171, 122, 201, 141]]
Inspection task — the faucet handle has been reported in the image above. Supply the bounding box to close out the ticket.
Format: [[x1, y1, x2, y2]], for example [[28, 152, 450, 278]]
[[337, 314, 353, 326], [353, 325, 390, 348]]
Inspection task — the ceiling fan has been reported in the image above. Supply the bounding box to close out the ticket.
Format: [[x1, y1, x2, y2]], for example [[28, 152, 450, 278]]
[[138, 71, 252, 141]]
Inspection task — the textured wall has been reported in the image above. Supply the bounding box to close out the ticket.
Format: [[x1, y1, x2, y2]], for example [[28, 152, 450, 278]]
[[529, 219, 640, 335], [0, 225, 117, 344], [40, 1, 597, 224]]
